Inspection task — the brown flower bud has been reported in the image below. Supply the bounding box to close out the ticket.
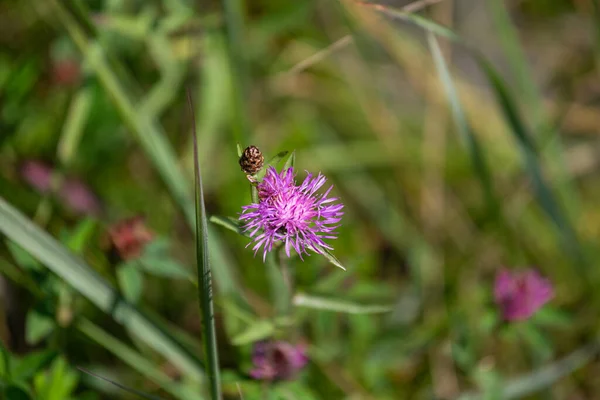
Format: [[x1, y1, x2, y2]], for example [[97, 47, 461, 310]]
[[239, 145, 264, 175]]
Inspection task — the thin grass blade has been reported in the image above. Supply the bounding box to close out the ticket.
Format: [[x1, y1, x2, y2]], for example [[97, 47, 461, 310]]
[[77, 367, 165, 400], [76, 319, 199, 400], [475, 57, 584, 266], [426, 33, 499, 219], [188, 91, 222, 400], [293, 293, 392, 314]]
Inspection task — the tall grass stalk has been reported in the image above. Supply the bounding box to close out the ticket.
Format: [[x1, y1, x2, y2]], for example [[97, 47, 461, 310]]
[[188, 91, 222, 400]]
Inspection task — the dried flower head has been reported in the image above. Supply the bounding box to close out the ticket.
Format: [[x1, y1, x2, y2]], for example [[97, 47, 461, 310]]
[[239, 145, 264, 175], [108, 216, 154, 260], [239, 166, 343, 261], [494, 268, 554, 321], [250, 340, 308, 381]]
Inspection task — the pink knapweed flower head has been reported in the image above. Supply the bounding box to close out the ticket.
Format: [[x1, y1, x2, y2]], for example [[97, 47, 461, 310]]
[[494, 268, 554, 321], [239, 166, 343, 261], [250, 340, 308, 381]]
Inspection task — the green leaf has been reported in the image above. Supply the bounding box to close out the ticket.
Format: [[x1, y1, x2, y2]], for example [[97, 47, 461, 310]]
[[317, 247, 346, 271], [256, 150, 289, 181], [282, 150, 296, 171], [0, 196, 204, 381], [189, 91, 222, 399], [267, 150, 289, 168], [231, 320, 275, 346], [12, 350, 57, 381], [25, 311, 55, 345], [209, 216, 244, 236], [116, 264, 144, 304], [293, 293, 392, 314], [236, 143, 243, 158], [33, 357, 79, 400], [61, 218, 97, 254]]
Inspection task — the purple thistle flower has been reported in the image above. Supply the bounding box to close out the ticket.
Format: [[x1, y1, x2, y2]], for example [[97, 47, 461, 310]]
[[494, 268, 554, 322], [250, 340, 308, 381], [240, 166, 343, 261]]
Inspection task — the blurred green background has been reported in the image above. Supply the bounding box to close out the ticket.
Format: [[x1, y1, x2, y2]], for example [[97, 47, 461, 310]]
[[2, 0, 600, 398]]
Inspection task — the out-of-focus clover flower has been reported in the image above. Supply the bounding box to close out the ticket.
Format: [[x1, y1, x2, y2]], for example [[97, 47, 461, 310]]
[[20, 160, 101, 216], [239, 166, 343, 261], [108, 216, 154, 261], [20, 160, 53, 194], [59, 179, 102, 216], [250, 340, 308, 381], [494, 268, 554, 321]]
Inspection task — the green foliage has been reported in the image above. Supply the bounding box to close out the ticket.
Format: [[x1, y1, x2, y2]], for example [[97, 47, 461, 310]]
[[1, 0, 599, 398]]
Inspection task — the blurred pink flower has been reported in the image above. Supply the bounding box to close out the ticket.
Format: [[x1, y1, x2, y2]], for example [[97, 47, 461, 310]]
[[108, 216, 154, 260], [494, 268, 554, 321], [20, 160, 53, 194], [250, 340, 308, 381], [58, 178, 102, 216], [20, 160, 101, 216]]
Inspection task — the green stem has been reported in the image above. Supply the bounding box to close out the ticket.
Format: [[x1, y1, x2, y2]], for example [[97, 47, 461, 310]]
[[189, 92, 222, 400], [266, 249, 291, 318], [222, 0, 250, 144]]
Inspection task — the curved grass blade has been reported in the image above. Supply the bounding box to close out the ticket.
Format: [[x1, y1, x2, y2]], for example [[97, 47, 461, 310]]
[[475, 57, 583, 266], [426, 33, 500, 219], [188, 91, 222, 400], [77, 367, 165, 400], [293, 293, 392, 314], [0, 197, 204, 381]]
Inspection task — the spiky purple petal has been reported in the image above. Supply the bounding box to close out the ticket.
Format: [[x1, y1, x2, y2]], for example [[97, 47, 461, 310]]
[[240, 166, 343, 261]]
